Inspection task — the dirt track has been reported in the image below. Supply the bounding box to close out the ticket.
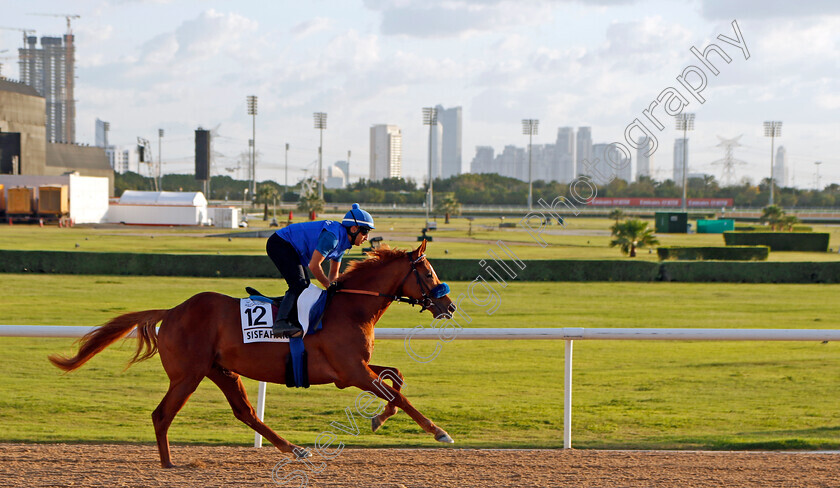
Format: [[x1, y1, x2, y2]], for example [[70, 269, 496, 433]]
[[1, 444, 838, 487]]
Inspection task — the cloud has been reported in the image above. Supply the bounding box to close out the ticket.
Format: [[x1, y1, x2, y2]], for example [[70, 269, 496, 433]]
[[365, 0, 555, 37], [700, 0, 840, 20], [291, 17, 334, 39]]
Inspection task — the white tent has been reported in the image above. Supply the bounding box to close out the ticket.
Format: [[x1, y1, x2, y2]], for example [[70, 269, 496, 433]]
[[105, 191, 209, 225]]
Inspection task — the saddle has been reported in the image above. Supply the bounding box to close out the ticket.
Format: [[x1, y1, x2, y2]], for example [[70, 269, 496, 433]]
[[244, 285, 330, 389], [245, 286, 281, 305]]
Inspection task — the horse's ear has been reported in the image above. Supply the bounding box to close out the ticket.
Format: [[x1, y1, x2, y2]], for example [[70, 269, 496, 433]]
[[417, 239, 427, 254]]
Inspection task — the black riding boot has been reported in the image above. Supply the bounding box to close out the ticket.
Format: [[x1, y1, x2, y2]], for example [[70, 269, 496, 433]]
[[272, 290, 303, 338]]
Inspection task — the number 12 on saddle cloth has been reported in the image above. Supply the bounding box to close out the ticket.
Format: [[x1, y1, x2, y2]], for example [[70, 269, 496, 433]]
[[240, 284, 327, 343]]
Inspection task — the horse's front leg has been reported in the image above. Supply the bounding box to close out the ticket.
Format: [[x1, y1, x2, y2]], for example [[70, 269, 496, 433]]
[[344, 365, 454, 444], [367, 365, 403, 433]]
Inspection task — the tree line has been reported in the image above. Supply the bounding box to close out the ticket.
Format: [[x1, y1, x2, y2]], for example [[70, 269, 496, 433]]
[[114, 172, 840, 208]]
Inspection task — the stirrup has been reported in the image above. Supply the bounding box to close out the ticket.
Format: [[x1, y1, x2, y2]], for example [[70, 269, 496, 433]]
[[272, 320, 303, 339]]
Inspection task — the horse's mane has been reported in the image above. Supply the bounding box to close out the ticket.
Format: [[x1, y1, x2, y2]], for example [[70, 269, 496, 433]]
[[340, 245, 408, 282]]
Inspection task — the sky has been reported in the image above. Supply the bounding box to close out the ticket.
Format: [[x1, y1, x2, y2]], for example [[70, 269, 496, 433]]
[[1, 0, 838, 190]]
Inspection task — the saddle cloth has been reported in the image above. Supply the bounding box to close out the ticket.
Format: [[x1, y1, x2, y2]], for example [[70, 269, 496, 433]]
[[240, 284, 328, 344]]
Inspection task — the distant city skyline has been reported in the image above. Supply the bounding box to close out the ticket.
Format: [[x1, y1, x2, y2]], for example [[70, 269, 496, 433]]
[[1, 1, 837, 189]]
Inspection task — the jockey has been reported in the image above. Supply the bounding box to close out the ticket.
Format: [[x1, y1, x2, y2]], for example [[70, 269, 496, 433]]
[[266, 203, 375, 338]]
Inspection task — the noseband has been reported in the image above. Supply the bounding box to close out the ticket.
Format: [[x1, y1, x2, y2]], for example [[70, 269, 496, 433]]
[[335, 253, 450, 313]]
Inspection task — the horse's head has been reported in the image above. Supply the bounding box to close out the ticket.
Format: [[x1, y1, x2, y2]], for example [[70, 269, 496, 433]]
[[400, 240, 456, 319]]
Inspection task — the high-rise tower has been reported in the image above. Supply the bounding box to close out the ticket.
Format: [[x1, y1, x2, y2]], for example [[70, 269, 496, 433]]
[[19, 34, 75, 143], [433, 105, 462, 179], [369, 124, 402, 181]]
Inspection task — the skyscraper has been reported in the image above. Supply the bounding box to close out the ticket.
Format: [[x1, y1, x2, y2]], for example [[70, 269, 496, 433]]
[[575, 127, 592, 179], [673, 138, 689, 183], [636, 136, 653, 180], [555, 127, 575, 183], [433, 105, 463, 179], [19, 35, 76, 143], [470, 146, 495, 174], [369, 124, 402, 181], [95, 119, 108, 147], [588, 143, 630, 185], [774, 146, 788, 187], [429, 122, 443, 179]]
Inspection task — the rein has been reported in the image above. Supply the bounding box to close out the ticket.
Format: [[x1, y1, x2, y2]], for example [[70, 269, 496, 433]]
[[335, 253, 448, 312]]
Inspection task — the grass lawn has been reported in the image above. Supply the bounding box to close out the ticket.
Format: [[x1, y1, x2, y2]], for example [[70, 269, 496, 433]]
[[1, 216, 839, 261], [1, 274, 838, 450]]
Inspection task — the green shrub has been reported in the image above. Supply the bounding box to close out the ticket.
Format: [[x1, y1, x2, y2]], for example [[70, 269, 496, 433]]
[[723, 232, 829, 252], [659, 262, 840, 283], [657, 246, 769, 261], [2, 251, 837, 283], [734, 225, 813, 232]]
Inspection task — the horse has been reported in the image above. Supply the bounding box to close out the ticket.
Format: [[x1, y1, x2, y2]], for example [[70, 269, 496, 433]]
[[49, 240, 456, 468]]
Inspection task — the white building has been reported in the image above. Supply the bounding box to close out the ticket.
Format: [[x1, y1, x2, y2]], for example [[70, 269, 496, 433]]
[[774, 146, 788, 187], [636, 136, 653, 180], [673, 138, 689, 184], [325, 162, 347, 189], [106, 146, 140, 174], [369, 124, 402, 181], [584, 143, 631, 185], [555, 127, 575, 183], [575, 127, 592, 179]]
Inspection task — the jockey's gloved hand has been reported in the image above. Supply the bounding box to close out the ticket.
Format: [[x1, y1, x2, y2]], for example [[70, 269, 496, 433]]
[[328, 281, 342, 293]]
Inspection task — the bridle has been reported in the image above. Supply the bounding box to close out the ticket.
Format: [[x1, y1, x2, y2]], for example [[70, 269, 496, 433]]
[[335, 252, 450, 313]]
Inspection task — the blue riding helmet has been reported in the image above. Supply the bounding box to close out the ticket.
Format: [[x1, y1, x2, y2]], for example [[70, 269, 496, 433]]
[[342, 203, 375, 230]]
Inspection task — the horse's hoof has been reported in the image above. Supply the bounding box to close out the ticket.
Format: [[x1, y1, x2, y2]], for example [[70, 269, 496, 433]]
[[371, 417, 383, 433], [293, 447, 312, 459], [435, 432, 455, 444]]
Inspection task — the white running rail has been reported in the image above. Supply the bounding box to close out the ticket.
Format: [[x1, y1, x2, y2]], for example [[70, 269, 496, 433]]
[[3, 325, 838, 449]]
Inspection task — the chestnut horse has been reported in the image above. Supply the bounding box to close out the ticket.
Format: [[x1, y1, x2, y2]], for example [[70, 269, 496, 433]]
[[49, 240, 455, 468]]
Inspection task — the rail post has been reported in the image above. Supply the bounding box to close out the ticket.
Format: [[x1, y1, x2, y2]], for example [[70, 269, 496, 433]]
[[564, 339, 573, 449]]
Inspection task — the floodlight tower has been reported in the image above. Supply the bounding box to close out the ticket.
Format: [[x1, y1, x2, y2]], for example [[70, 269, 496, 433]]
[[763, 121, 782, 205], [284, 143, 290, 201], [313, 112, 327, 199], [814, 161, 822, 190], [675, 113, 695, 211], [158, 128, 164, 191], [247, 95, 258, 197], [522, 119, 539, 210], [423, 107, 438, 226]]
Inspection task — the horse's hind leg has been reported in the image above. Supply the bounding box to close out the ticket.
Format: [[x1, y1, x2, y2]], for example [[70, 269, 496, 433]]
[[152, 374, 204, 468], [206, 365, 306, 456], [367, 365, 404, 433]]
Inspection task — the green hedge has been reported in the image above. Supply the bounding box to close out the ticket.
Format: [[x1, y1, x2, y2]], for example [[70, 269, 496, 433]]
[[657, 246, 769, 261], [1, 250, 838, 283], [659, 262, 840, 283], [734, 225, 813, 232], [724, 232, 829, 251], [0, 250, 279, 278]]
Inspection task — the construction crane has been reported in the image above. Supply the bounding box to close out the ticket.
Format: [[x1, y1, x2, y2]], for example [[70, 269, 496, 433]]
[[27, 13, 80, 34], [0, 26, 36, 45]]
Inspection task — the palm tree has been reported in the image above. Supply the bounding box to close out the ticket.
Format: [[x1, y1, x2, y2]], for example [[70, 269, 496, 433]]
[[608, 208, 625, 224], [781, 214, 800, 231], [435, 193, 462, 224], [255, 184, 279, 221], [297, 192, 324, 218], [760, 204, 785, 230], [610, 219, 659, 257]]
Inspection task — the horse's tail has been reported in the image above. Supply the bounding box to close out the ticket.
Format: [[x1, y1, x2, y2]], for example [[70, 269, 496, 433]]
[[48, 309, 168, 372]]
